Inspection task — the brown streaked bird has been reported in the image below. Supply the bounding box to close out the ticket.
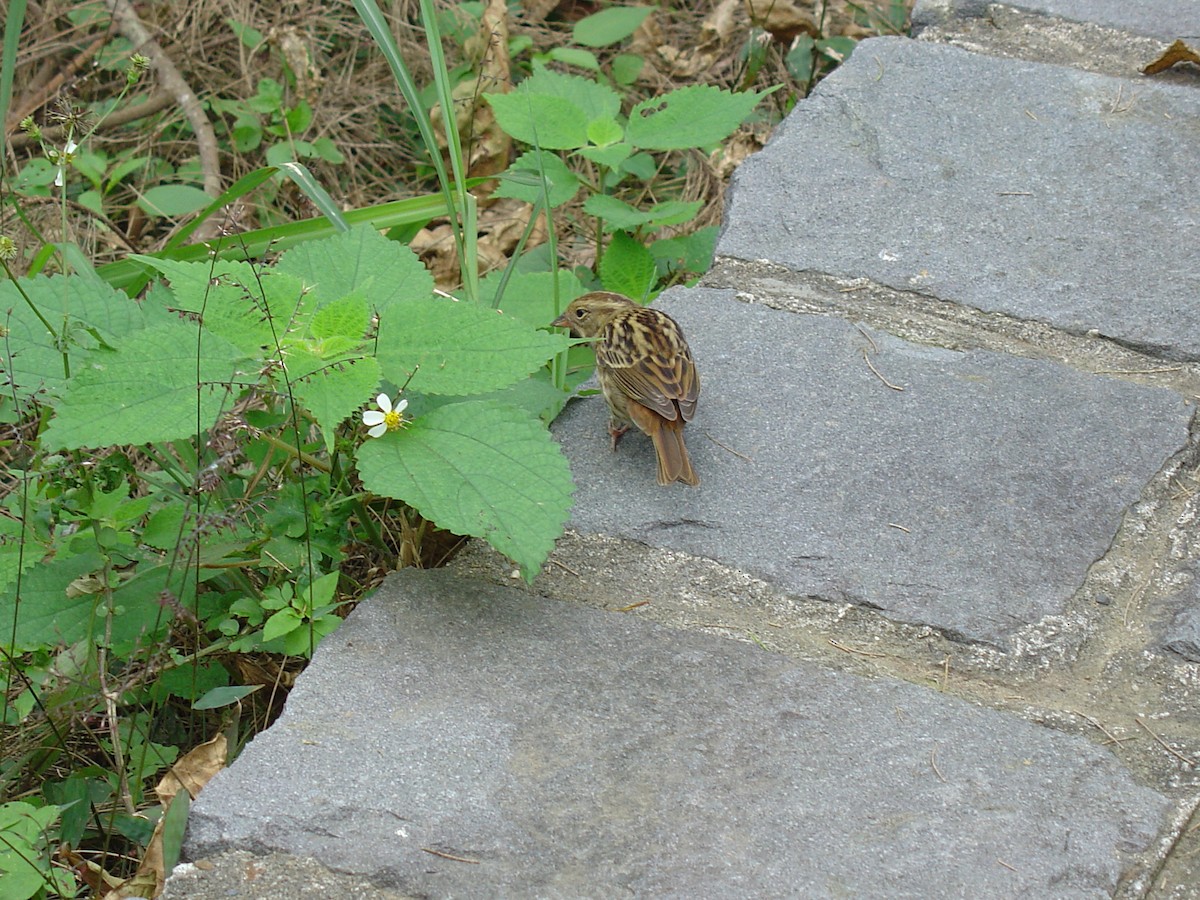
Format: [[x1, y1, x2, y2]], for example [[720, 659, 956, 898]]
[[552, 291, 700, 486]]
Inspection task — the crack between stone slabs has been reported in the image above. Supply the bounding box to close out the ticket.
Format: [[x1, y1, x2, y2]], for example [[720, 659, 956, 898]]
[[702, 260, 1200, 383]]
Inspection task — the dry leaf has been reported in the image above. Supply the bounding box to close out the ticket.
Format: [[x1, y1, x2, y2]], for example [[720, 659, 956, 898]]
[[1143, 39, 1200, 75], [639, 0, 743, 79], [434, 0, 512, 193], [744, 0, 818, 42], [157, 733, 228, 804], [101, 735, 228, 899], [412, 199, 546, 289]]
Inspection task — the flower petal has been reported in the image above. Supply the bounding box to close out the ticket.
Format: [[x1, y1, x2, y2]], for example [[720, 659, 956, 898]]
[[367, 422, 388, 438], [376, 393, 392, 412], [393, 398, 409, 413], [363, 411, 385, 426]]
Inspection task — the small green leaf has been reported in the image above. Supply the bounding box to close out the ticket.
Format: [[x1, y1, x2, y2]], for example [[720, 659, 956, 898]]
[[545, 47, 600, 71], [612, 53, 644, 85], [495, 151, 580, 207], [356, 400, 574, 579], [601, 231, 657, 300], [263, 607, 302, 643], [575, 142, 634, 170], [586, 117, 625, 148], [572, 6, 654, 47], [138, 185, 214, 217], [193, 685, 263, 710], [626, 84, 777, 150]]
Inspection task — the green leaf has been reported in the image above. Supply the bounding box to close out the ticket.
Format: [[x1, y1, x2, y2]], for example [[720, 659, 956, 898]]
[[586, 117, 624, 148], [486, 68, 621, 150], [651, 226, 719, 275], [583, 195, 703, 232], [494, 151, 580, 207], [276, 224, 434, 321], [131, 255, 309, 356], [575, 142, 634, 170], [193, 684, 262, 710], [138, 185, 214, 217], [486, 91, 590, 150], [42, 324, 246, 450], [263, 607, 302, 643], [545, 47, 600, 70], [356, 400, 574, 580], [626, 84, 776, 150], [0, 551, 105, 650], [601, 231, 657, 300], [374, 298, 570, 395], [0, 272, 153, 399], [573, 6, 654, 47], [612, 53, 644, 85], [480, 269, 586, 329], [160, 790, 190, 873], [293, 351, 381, 452]]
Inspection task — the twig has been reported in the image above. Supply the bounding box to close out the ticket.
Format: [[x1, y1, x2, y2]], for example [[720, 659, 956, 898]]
[[930, 744, 947, 783], [997, 858, 1018, 872], [104, 0, 222, 201], [1075, 710, 1132, 747], [1094, 366, 1183, 376], [549, 558, 580, 577], [9, 91, 175, 150], [421, 848, 480, 864], [6, 34, 109, 128], [617, 600, 649, 612], [1135, 718, 1198, 767], [861, 349, 904, 391], [704, 431, 754, 462], [828, 638, 885, 658], [855, 324, 879, 353], [887, 523, 910, 533]]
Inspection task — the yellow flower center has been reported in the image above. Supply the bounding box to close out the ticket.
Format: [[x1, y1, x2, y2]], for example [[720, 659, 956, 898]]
[[383, 409, 403, 431]]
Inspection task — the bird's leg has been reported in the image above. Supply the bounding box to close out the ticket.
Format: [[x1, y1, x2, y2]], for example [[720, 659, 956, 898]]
[[608, 417, 629, 451]]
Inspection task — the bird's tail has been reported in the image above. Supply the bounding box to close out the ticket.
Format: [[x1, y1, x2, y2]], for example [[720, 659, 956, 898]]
[[651, 417, 700, 487]]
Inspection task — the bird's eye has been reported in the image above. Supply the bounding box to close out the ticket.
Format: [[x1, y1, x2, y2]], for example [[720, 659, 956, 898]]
[[574, 308, 586, 318]]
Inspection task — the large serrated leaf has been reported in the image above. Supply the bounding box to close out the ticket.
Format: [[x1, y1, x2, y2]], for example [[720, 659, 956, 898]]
[[276, 223, 433, 319], [626, 84, 775, 150], [356, 400, 574, 579], [132, 255, 310, 356], [42, 324, 246, 449], [0, 273, 152, 398], [374, 297, 570, 395]]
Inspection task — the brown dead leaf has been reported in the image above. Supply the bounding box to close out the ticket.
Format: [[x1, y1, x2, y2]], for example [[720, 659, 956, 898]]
[[412, 199, 547, 289], [157, 733, 228, 804], [434, 0, 512, 193], [1143, 39, 1200, 75], [59, 846, 124, 895], [638, 0, 743, 79], [102, 735, 229, 899], [744, 0, 818, 42]]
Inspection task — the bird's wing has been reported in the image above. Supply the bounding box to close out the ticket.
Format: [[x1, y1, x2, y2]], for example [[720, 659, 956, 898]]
[[597, 308, 699, 422]]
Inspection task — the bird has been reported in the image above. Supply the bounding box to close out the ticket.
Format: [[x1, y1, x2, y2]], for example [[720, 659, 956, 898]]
[[552, 291, 700, 486]]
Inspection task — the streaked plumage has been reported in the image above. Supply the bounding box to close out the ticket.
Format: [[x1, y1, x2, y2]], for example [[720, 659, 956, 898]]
[[552, 292, 700, 486]]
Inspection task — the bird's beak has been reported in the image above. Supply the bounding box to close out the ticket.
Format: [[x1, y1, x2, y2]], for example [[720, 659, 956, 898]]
[[550, 313, 570, 329]]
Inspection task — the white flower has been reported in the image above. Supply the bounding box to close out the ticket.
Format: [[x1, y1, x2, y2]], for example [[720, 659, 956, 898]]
[[362, 393, 408, 438], [53, 139, 78, 188]]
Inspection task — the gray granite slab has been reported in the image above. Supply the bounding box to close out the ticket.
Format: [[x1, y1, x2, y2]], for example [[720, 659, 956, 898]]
[[717, 37, 1200, 360], [914, 0, 1200, 41], [183, 569, 1171, 898], [554, 288, 1190, 646]]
